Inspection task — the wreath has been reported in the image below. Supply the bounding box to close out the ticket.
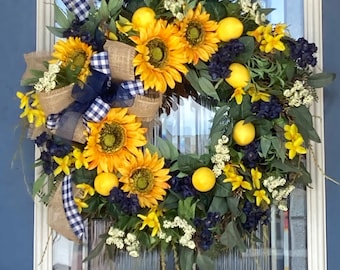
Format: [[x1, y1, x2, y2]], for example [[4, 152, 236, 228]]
[[17, 0, 335, 269]]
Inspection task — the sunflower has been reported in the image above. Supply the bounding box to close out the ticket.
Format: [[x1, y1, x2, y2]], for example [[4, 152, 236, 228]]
[[51, 37, 93, 83], [118, 148, 171, 208], [130, 19, 188, 93], [84, 108, 147, 173], [177, 3, 220, 65]]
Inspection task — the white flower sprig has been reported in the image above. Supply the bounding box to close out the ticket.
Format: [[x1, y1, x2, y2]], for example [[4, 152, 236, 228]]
[[211, 135, 231, 177], [262, 176, 296, 211], [283, 80, 316, 107], [164, 0, 185, 20], [239, 0, 266, 25], [106, 227, 140, 257], [34, 62, 60, 93], [162, 216, 196, 249]]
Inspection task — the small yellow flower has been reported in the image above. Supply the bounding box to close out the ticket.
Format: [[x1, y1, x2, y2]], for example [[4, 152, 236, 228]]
[[253, 189, 271, 206], [116, 15, 133, 34], [230, 87, 246, 105], [53, 155, 71, 176], [251, 168, 262, 189], [285, 136, 307, 159], [73, 148, 89, 169], [274, 23, 287, 35], [261, 33, 285, 53], [137, 210, 161, 237], [224, 173, 252, 191], [16, 91, 32, 109], [284, 124, 300, 141], [247, 25, 265, 43], [76, 183, 95, 199], [74, 197, 88, 213], [248, 87, 271, 102]]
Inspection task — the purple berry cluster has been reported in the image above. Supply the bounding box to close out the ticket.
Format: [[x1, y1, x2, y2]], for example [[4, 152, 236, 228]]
[[288, 37, 317, 68], [35, 132, 72, 175], [194, 212, 221, 251], [251, 96, 283, 120], [170, 175, 197, 198], [208, 39, 245, 80], [242, 201, 270, 232], [108, 187, 141, 215], [240, 140, 263, 169]]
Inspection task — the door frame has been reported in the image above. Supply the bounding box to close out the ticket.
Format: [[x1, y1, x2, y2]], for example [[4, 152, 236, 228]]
[[33, 1, 327, 269]]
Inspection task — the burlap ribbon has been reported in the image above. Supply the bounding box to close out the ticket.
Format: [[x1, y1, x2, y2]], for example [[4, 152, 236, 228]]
[[104, 40, 136, 82], [21, 51, 51, 85], [48, 181, 82, 242]]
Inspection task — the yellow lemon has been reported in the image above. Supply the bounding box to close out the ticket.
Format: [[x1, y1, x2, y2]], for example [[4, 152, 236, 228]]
[[217, 17, 244, 42], [232, 120, 256, 146], [132, 7, 156, 31], [225, 63, 250, 88], [94, 172, 119, 196], [192, 167, 216, 192]]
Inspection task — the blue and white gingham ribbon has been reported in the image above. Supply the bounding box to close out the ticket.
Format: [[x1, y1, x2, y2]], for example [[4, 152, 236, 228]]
[[91, 52, 111, 75], [46, 113, 62, 130], [62, 174, 85, 240], [121, 80, 145, 99], [83, 96, 111, 123], [62, 0, 91, 22]]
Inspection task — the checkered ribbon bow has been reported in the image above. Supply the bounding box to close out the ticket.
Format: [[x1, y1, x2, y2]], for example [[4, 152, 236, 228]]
[[62, 174, 85, 240], [61, 0, 91, 22]]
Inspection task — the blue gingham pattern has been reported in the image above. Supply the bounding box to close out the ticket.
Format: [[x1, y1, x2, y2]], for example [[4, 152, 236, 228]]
[[62, 0, 90, 22], [91, 52, 111, 75], [46, 113, 61, 130], [121, 79, 145, 99], [83, 96, 110, 123], [62, 175, 85, 240]]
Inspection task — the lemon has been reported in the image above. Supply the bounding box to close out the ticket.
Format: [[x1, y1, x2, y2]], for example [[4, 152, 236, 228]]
[[225, 63, 250, 88], [94, 172, 119, 196], [192, 167, 216, 192], [132, 7, 156, 31], [232, 120, 256, 146], [217, 17, 244, 42]]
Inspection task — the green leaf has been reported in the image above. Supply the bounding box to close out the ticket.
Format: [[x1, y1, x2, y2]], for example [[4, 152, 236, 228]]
[[72, 167, 97, 185], [179, 247, 195, 270], [307, 72, 336, 88], [47, 26, 68, 38], [271, 136, 286, 162], [54, 3, 72, 29], [197, 251, 215, 270], [220, 221, 246, 251], [83, 237, 106, 262], [260, 136, 272, 158], [208, 196, 228, 215], [214, 181, 232, 197], [198, 77, 220, 101], [32, 173, 47, 197], [288, 106, 321, 143], [227, 196, 241, 217], [99, 0, 110, 20], [177, 154, 204, 174], [235, 36, 255, 63], [178, 197, 197, 220]]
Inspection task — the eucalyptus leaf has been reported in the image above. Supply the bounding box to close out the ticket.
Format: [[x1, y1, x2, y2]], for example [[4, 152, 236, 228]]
[[177, 154, 205, 174], [227, 196, 241, 217], [307, 72, 336, 88], [260, 136, 272, 158], [271, 136, 286, 162], [214, 181, 232, 197], [83, 238, 106, 262], [235, 36, 255, 63]]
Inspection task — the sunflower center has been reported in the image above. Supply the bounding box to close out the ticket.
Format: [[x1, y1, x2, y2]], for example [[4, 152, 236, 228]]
[[186, 22, 203, 46], [132, 168, 154, 193], [99, 122, 126, 153], [147, 39, 167, 68], [71, 51, 86, 69]]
